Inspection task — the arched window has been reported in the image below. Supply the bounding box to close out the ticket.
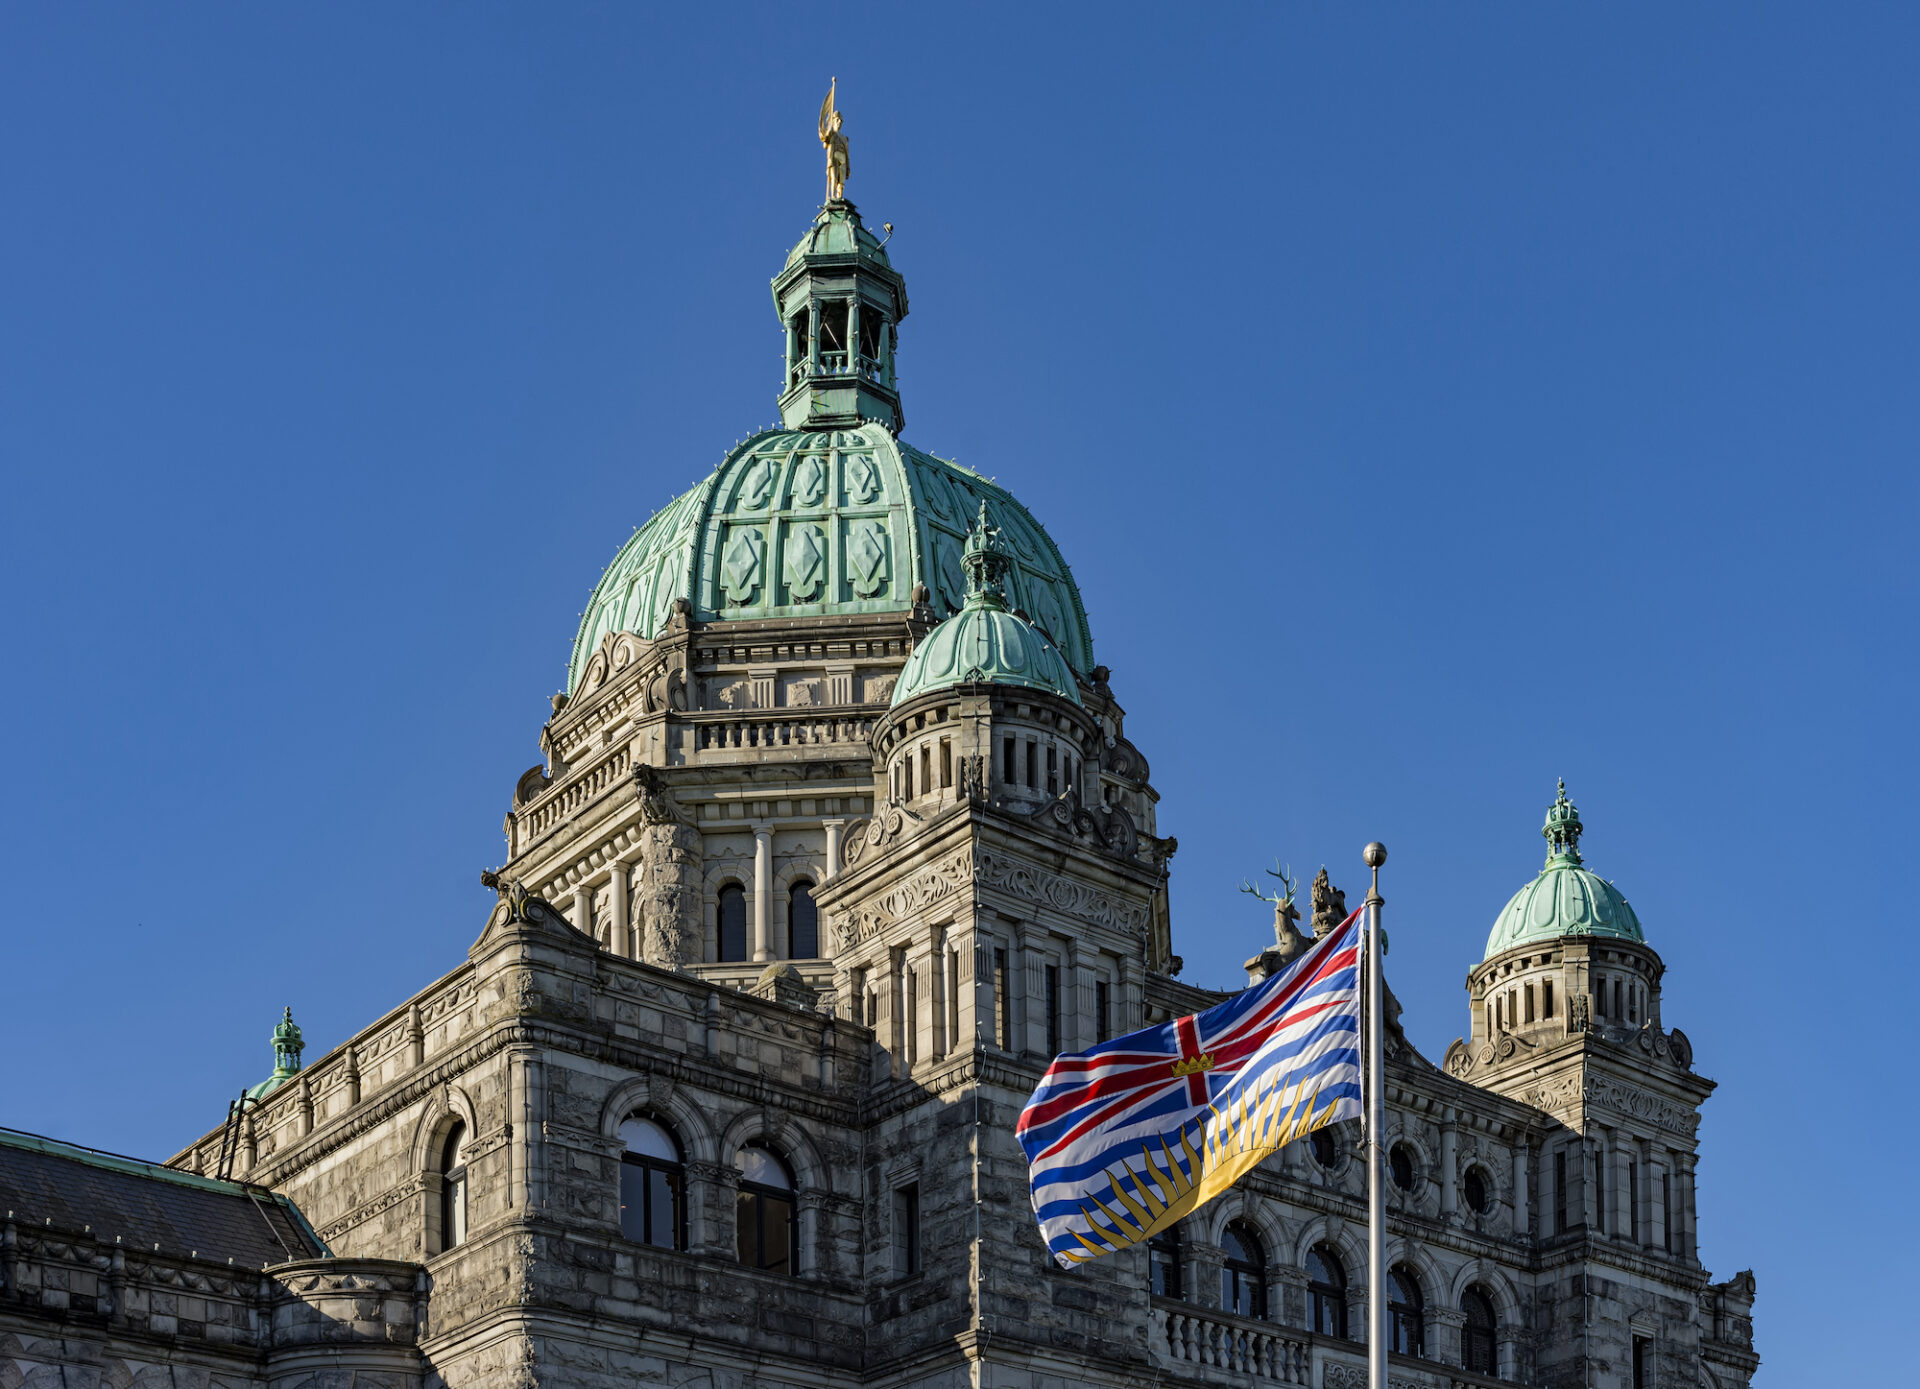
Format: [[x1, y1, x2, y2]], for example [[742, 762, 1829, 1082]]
[[789, 881, 818, 959], [439, 1122, 468, 1252], [618, 1116, 685, 1250], [1387, 1265, 1425, 1356], [1390, 1143, 1417, 1192], [735, 1143, 796, 1274], [1307, 1242, 1347, 1338], [717, 884, 747, 962], [1219, 1222, 1266, 1319], [1149, 1225, 1183, 1300], [1462, 1286, 1498, 1374]]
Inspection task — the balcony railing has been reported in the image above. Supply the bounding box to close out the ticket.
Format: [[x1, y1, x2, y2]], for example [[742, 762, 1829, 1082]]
[[1149, 1302, 1522, 1388]]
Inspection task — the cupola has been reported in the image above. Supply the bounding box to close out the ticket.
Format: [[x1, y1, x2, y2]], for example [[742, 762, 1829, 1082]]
[[1484, 781, 1645, 959], [244, 1006, 305, 1101], [772, 199, 908, 433]]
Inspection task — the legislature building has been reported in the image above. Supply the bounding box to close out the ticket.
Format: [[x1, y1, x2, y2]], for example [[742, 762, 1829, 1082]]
[[0, 131, 1758, 1389]]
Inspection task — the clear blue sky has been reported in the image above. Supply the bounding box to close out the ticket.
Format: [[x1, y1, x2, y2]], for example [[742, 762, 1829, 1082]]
[[2, 7, 1911, 1381]]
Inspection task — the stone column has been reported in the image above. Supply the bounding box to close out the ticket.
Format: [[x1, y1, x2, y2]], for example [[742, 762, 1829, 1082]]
[[753, 826, 773, 961], [1514, 1138, 1531, 1237], [1429, 1307, 1467, 1369], [608, 862, 630, 959], [823, 820, 844, 882], [1679, 1153, 1699, 1261], [806, 297, 820, 373], [1438, 1113, 1458, 1223], [572, 884, 593, 943], [798, 1191, 824, 1279]]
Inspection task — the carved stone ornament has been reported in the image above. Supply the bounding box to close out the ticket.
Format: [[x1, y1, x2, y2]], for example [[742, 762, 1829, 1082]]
[[1310, 868, 1349, 937], [480, 870, 532, 923], [633, 764, 692, 826], [1443, 1038, 1474, 1080], [1668, 1026, 1694, 1069]]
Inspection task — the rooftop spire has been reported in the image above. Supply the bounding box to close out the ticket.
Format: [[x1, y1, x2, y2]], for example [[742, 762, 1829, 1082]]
[[1542, 778, 1584, 865], [960, 502, 1010, 608]]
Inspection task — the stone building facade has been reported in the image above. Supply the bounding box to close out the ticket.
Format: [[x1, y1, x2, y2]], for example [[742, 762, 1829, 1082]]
[[3, 184, 1757, 1389]]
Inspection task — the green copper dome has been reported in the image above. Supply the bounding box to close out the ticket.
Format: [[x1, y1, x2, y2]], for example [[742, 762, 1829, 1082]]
[[782, 199, 896, 273], [892, 504, 1082, 707], [568, 426, 1094, 694], [1483, 782, 1645, 960]]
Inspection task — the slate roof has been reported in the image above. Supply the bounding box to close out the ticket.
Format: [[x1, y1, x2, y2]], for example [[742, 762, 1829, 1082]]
[[0, 1126, 326, 1268]]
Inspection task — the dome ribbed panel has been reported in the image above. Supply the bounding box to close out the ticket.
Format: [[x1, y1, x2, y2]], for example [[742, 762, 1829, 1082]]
[[1484, 862, 1646, 960], [892, 605, 1080, 706]]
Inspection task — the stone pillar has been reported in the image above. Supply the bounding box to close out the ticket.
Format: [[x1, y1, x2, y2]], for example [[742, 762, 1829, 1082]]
[[608, 862, 630, 959], [405, 1004, 424, 1071], [1679, 1153, 1699, 1261], [806, 297, 820, 373], [798, 1191, 823, 1279], [753, 826, 773, 961], [1439, 1113, 1458, 1222], [1429, 1307, 1467, 1369], [572, 884, 593, 943], [846, 299, 860, 373], [823, 820, 843, 882], [1514, 1139, 1530, 1237]]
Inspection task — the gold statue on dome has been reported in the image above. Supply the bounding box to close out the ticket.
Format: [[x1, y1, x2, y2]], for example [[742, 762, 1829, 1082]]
[[819, 78, 850, 201]]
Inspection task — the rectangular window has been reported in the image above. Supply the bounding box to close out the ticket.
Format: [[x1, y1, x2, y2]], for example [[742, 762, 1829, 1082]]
[[940, 738, 952, 789], [903, 753, 913, 800], [1524, 983, 1535, 1023], [1046, 745, 1058, 795], [1614, 978, 1624, 1021], [1595, 975, 1606, 1018], [921, 746, 932, 798], [1662, 1171, 1674, 1253], [1629, 1155, 1641, 1244], [1003, 737, 1015, 786], [1026, 739, 1038, 790], [893, 1184, 921, 1278], [1593, 1147, 1607, 1234], [904, 965, 918, 1067], [1045, 964, 1061, 1055], [1096, 980, 1111, 1043], [994, 948, 1011, 1050], [1632, 1337, 1650, 1389], [948, 947, 961, 1053], [1543, 978, 1555, 1018], [1555, 1151, 1568, 1234]]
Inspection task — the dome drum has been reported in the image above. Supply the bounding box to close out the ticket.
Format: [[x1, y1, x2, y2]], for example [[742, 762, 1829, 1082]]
[[875, 680, 1100, 822]]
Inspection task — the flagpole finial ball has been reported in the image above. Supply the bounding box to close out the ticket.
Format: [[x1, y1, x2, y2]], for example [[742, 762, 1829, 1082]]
[[1363, 842, 1387, 869]]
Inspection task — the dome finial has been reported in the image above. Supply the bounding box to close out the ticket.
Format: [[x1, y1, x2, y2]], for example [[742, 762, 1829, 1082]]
[[819, 78, 849, 202], [961, 501, 1010, 609], [1542, 778, 1584, 865]]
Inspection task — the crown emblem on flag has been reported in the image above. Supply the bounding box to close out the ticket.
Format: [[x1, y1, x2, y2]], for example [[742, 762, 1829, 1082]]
[[1169, 1053, 1216, 1077]]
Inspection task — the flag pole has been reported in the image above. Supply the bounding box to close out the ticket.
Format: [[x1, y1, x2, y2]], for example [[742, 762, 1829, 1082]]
[[1363, 841, 1388, 1389]]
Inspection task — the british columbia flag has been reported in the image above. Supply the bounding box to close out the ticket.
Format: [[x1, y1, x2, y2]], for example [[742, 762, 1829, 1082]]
[[1018, 909, 1364, 1267]]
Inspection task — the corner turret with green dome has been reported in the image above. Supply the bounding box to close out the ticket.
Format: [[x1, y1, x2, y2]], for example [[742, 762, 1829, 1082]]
[[244, 1007, 304, 1102], [1483, 780, 1645, 959]]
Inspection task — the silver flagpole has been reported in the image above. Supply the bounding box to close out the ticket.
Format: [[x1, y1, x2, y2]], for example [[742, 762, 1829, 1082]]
[[1363, 841, 1388, 1389]]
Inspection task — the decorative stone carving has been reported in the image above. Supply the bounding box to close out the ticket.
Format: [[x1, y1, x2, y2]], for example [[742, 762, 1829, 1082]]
[[845, 452, 881, 503], [1584, 1077, 1700, 1136], [738, 456, 775, 510], [1668, 1026, 1694, 1069], [1309, 868, 1348, 937], [791, 454, 827, 507], [976, 849, 1148, 932], [1443, 1038, 1474, 1080], [864, 674, 896, 704]]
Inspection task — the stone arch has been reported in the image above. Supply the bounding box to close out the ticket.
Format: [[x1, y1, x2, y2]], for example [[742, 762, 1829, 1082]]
[[599, 1073, 719, 1165], [718, 1108, 827, 1192], [1447, 1258, 1523, 1326], [409, 1081, 479, 1175], [1383, 1120, 1437, 1197], [1382, 1235, 1446, 1304], [1291, 1214, 1365, 1285]]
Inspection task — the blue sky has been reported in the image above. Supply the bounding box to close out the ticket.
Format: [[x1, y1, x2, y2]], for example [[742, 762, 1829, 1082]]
[[2, 7, 1912, 1381]]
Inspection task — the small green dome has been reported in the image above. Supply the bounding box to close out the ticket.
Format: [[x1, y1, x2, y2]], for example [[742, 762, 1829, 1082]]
[[568, 426, 1093, 694], [892, 505, 1081, 707], [244, 1007, 305, 1102], [783, 198, 895, 272], [1483, 782, 1645, 959]]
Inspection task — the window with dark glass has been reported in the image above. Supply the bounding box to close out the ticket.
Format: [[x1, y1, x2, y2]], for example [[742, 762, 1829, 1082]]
[[1462, 1286, 1497, 1373], [1543, 978, 1555, 1018], [892, 1183, 920, 1278], [1046, 745, 1058, 795], [1463, 1166, 1491, 1215], [735, 1143, 796, 1274], [1306, 1243, 1347, 1338], [440, 1121, 468, 1252], [788, 881, 818, 958], [1045, 964, 1061, 1055], [1632, 1336, 1650, 1389], [718, 884, 748, 962], [1662, 1171, 1674, 1252], [619, 1116, 685, 1250], [1149, 1226, 1183, 1299], [1593, 1148, 1607, 1233], [1555, 1150, 1568, 1233], [1310, 1127, 1338, 1170], [1095, 980, 1111, 1043], [1003, 737, 1015, 786], [1220, 1221, 1266, 1319], [1390, 1143, 1417, 1192], [1386, 1265, 1425, 1356], [1025, 738, 1037, 789]]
